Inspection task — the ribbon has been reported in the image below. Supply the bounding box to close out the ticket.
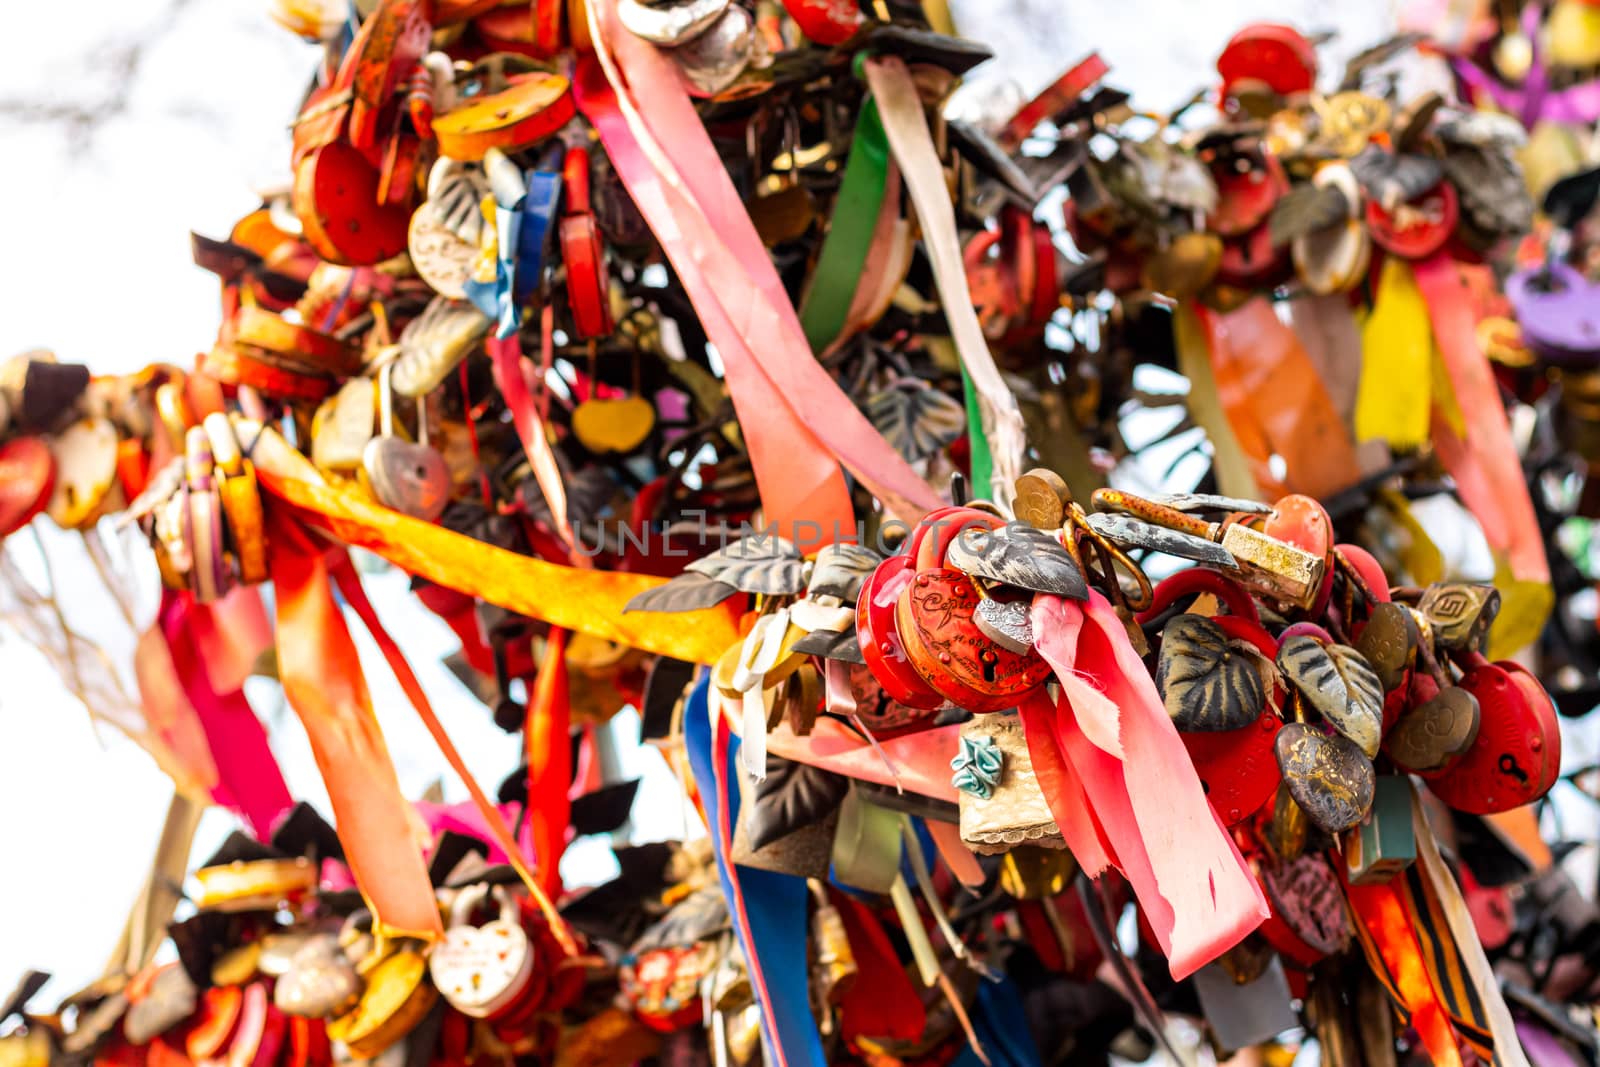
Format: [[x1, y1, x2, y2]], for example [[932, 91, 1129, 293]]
[[798, 99, 891, 354], [834, 892, 927, 1046], [1343, 869, 1464, 1066], [683, 674, 825, 1067], [1356, 257, 1434, 451], [1412, 255, 1551, 656], [1022, 592, 1268, 979], [1451, 3, 1600, 128], [1172, 303, 1261, 502], [156, 591, 292, 839], [249, 424, 741, 663], [1192, 297, 1361, 501], [329, 554, 575, 950], [265, 503, 441, 941], [864, 55, 1028, 505], [524, 627, 571, 899], [579, 1, 942, 528], [486, 317, 582, 561]]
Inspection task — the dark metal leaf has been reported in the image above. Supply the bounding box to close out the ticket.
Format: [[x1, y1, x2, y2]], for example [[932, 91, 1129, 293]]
[[946, 522, 1089, 598], [1086, 512, 1239, 568], [270, 801, 345, 864], [948, 119, 1039, 204], [624, 572, 742, 613], [640, 656, 696, 741], [684, 535, 804, 594], [807, 543, 883, 601], [1541, 164, 1600, 231], [1, 972, 50, 1029], [866, 383, 967, 463], [747, 755, 849, 851], [790, 626, 862, 662], [558, 842, 678, 947], [1276, 636, 1383, 757], [571, 780, 641, 836], [1268, 184, 1351, 247], [634, 886, 730, 951], [1443, 148, 1532, 237], [1349, 148, 1442, 211], [1156, 614, 1266, 731]]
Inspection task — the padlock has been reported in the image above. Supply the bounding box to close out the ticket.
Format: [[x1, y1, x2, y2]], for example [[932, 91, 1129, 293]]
[[0, 437, 56, 537], [1415, 581, 1501, 654], [669, 5, 756, 97], [1274, 720, 1375, 835], [1383, 670, 1480, 774], [326, 940, 436, 1059], [615, 0, 730, 46], [1254, 851, 1351, 967], [428, 884, 536, 1019], [210, 982, 287, 1067], [1423, 659, 1560, 814], [407, 160, 489, 301], [1506, 263, 1600, 368], [1342, 774, 1416, 885], [809, 882, 857, 1006], [1156, 613, 1267, 732], [856, 555, 946, 713], [46, 416, 120, 530], [1192, 956, 1299, 1055], [206, 413, 268, 586], [953, 713, 1066, 854], [896, 567, 1052, 712], [274, 935, 363, 1019], [432, 73, 575, 162], [618, 940, 719, 1033], [362, 361, 451, 521], [561, 146, 616, 340], [1353, 601, 1417, 693], [185, 426, 228, 604], [1364, 179, 1458, 260]]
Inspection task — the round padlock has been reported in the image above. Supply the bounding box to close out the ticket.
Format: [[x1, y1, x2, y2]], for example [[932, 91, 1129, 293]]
[[0, 437, 56, 536], [1421, 661, 1555, 814], [1505, 263, 1600, 368], [1216, 23, 1318, 98], [855, 555, 944, 712], [1260, 494, 1335, 617], [1207, 150, 1288, 237], [1365, 180, 1459, 260], [895, 567, 1052, 713], [293, 141, 413, 267]]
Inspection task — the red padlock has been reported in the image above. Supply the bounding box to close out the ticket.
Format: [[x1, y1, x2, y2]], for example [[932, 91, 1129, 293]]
[[857, 554, 945, 712], [1422, 659, 1559, 814], [1365, 181, 1459, 261], [1216, 23, 1318, 99], [0, 437, 56, 537], [1252, 851, 1350, 969], [1261, 494, 1336, 617], [895, 567, 1052, 713], [560, 146, 614, 340]]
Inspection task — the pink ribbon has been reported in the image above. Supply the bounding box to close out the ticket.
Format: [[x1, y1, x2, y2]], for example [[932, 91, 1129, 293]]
[[157, 590, 293, 840], [574, 1, 942, 533], [1023, 592, 1268, 979]]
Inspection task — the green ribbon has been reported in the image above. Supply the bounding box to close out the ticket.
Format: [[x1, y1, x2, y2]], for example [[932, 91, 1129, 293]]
[[798, 98, 891, 354], [962, 364, 994, 495]]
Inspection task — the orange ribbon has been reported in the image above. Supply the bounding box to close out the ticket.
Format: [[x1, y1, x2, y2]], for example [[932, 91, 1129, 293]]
[[249, 425, 740, 664], [265, 503, 442, 942], [1344, 876, 1464, 1067], [1193, 298, 1361, 501]]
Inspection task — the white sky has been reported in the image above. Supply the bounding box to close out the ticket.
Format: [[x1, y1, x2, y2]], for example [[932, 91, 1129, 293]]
[[0, 0, 1425, 1003]]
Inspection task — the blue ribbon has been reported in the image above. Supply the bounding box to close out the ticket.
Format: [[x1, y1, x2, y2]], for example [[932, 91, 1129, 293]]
[[683, 674, 825, 1067], [949, 976, 1043, 1067], [463, 169, 563, 339]]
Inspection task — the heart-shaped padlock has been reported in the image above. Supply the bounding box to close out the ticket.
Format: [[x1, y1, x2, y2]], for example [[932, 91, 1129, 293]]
[[1506, 263, 1600, 368], [428, 884, 536, 1019], [1423, 661, 1559, 813], [1365, 180, 1458, 260], [1254, 853, 1351, 968], [1274, 721, 1376, 834], [1216, 23, 1317, 98], [1207, 148, 1289, 238], [1292, 164, 1370, 295], [1182, 708, 1283, 828], [1500, 660, 1562, 797], [856, 554, 945, 712], [1261, 494, 1335, 616], [1383, 672, 1481, 774], [0, 437, 55, 536], [896, 567, 1052, 713], [362, 362, 451, 521]]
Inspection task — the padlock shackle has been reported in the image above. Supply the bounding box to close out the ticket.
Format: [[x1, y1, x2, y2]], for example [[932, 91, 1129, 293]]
[[1136, 568, 1259, 625]]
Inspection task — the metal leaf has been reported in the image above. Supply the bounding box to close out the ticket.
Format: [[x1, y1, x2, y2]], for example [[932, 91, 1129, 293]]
[[747, 756, 849, 851], [1268, 184, 1351, 247], [946, 522, 1089, 599], [1156, 614, 1266, 732], [1276, 635, 1384, 758], [624, 572, 742, 613], [634, 886, 729, 951], [790, 626, 862, 662], [1085, 512, 1239, 568], [866, 382, 967, 463], [807, 543, 883, 601], [684, 534, 804, 594], [1349, 148, 1443, 211]]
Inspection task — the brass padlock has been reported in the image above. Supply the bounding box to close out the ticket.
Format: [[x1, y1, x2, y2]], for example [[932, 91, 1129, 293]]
[[1415, 582, 1501, 653], [952, 714, 1067, 855]]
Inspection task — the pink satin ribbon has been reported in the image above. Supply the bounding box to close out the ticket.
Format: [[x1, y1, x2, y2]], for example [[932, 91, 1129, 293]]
[[1413, 255, 1549, 586], [575, 1, 942, 531], [1023, 592, 1268, 979], [156, 591, 292, 840]]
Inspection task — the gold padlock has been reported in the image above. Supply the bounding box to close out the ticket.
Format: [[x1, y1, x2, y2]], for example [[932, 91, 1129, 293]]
[[1415, 582, 1500, 654]]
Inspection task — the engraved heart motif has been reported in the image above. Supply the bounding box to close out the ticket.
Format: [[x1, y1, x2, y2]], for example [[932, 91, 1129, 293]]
[[1384, 684, 1480, 774], [1274, 722, 1375, 835]]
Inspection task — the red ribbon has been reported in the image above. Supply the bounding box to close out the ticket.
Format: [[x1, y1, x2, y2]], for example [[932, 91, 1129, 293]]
[[1022, 592, 1268, 979], [524, 627, 571, 898]]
